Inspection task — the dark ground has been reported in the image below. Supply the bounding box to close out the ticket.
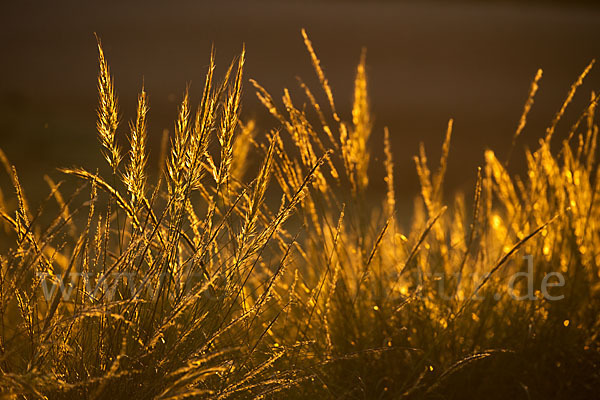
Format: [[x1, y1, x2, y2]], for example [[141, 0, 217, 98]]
[[1, 0, 599, 213]]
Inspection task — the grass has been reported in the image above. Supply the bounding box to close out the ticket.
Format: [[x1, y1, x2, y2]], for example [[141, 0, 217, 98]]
[[0, 31, 598, 399]]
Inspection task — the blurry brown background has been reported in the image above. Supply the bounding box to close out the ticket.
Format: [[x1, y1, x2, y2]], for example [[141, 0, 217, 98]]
[[1, 0, 599, 210]]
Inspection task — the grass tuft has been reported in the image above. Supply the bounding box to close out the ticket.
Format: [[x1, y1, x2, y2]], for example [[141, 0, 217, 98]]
[[0, 32, 599, 399]]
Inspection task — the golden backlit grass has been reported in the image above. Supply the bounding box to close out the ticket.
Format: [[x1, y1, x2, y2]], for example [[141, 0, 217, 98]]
[[0, 32, 598, 399]]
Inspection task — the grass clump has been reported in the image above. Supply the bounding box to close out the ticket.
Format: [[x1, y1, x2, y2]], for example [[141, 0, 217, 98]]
[[0, 32, 598, 399]]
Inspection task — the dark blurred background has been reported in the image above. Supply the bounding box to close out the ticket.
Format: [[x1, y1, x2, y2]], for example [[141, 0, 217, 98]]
[[1, 0, 599, 210]]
